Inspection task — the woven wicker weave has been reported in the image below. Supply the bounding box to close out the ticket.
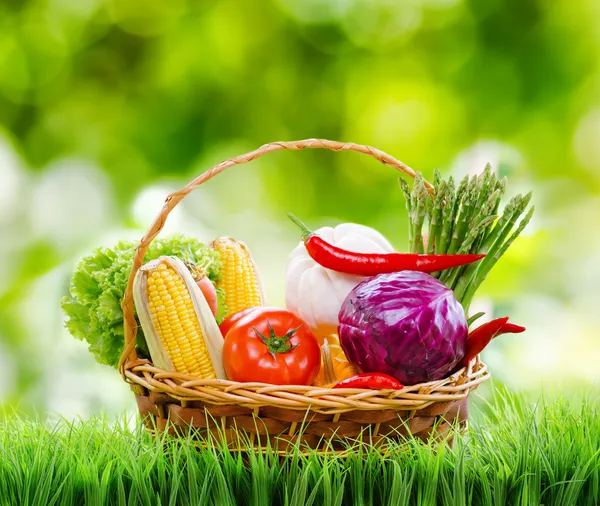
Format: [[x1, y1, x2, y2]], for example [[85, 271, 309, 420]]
[[118, 139, 490, 452]]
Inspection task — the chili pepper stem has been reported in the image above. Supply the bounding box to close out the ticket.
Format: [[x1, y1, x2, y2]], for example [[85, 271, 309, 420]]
[[287, 213, 313, 240]]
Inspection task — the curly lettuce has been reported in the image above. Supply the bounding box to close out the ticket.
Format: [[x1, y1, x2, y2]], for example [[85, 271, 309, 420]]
[[61, 234, 222, 368]]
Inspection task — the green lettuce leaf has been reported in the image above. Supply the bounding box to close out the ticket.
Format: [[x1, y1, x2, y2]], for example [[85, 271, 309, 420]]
[[61, 234, 222, 368]]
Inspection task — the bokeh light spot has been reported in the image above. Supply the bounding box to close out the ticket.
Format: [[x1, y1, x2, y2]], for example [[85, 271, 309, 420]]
[[573, 107, 600, 176], [29, 159, 114, 248]]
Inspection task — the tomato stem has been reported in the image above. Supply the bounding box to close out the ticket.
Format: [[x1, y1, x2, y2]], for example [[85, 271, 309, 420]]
[[254, 321, 301, 357]]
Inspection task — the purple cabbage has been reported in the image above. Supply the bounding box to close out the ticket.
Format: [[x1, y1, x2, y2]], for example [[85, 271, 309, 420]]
[[338, 271, 467, 385]]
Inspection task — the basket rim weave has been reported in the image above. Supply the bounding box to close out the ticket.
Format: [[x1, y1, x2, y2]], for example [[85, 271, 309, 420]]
[[119, 138, 490, 410], [124, 358, 488, 414]]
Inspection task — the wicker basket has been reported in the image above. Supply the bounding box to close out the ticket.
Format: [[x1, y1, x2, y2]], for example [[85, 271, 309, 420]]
[[118, 139, 490, 453]]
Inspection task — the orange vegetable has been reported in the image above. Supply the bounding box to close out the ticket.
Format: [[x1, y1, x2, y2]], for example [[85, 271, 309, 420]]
[[313, 334, 357, 387], [185, 262, 219, 317]]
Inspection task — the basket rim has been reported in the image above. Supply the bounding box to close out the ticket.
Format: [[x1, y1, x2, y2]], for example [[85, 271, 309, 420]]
[[124, 356, 490, 415]]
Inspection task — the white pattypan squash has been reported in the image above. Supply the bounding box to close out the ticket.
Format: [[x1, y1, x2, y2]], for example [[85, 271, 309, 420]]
[[285, 223, 394, 338]]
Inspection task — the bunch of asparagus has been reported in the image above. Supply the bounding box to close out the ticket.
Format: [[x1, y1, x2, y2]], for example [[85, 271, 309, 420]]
[[399, 165, 534, 314]]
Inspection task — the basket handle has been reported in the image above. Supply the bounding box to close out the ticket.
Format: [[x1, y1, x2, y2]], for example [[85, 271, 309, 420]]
[[118, 138, 433, 375]]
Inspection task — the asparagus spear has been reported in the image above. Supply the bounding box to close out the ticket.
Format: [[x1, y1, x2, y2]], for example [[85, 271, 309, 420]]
[[425, 189, 434, 253], [446, 174, 471, 249], [439, 174, 488, 284], [456, 193, 532, 306], [461, 204, 534, 311], [430, 168, 443, 249], [439, 181, 494, 286], [398, 177, 413, 252], [453, 194, 516, 298], [411, 173, 428, 254], [452, 194, 521, 302], [471, 165, 497, 246], [467, 176, 504, 256], [444, 214, 498, 289], [447, 176, 479, 255], [488, 204, 534, 265], [477, 193, 523, 255], [466, 189, 501, 259], [459, 215, 498, 255], [473, 164, 493, 213], [453, 175, 469, 222], [466, 187, 501, 252], [433, 168, 442, 189], [491, 177, 507, 216], [437, 176, 456, 255], [434, 181, 450, 256], [427, 180, 446, 254]]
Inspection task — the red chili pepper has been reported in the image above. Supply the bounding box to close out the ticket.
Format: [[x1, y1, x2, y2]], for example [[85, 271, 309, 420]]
[[288, 214, 485, 276], [460, 317, 526, 366], [501, 322, 526, 334], [333, 373, 404, 390]]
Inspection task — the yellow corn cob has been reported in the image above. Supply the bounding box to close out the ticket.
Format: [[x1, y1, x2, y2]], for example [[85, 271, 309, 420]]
[[133, 256, 226, 379], [211, 237, 265, 318]]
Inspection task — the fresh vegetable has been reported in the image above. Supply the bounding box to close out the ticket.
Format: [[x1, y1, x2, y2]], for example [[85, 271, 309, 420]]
[[197, 276, 218, 317], [313, 334, 358, 387], [288, 213, 485, 276], [61, 234, 221, 368], [333, 373, 404, 390], [222, 308, 320, 385], [185, 261, 218, 317], [460, 317, 526, 367], [338, 271, 467, 385], [219, 306, 287, 338], [501, 322, 526, 334], [219, 306, 260, 338], [285, 221, 395, 338], [314, 338, 337, 387], [399, 168, 534, 312], [323, 334, 357, 383], [133, 256, 226, 379], [211, 237, 265, 319]]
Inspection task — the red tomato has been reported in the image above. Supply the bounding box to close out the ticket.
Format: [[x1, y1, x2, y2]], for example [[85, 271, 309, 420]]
[[222, 308, 321, 385], [219, 306, 264, 338]]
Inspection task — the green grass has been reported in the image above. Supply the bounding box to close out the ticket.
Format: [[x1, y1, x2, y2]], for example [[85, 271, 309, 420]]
[[1, 388, 599, 506]]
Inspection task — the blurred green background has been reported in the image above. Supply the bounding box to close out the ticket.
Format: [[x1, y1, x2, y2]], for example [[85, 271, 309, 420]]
[[0, 0, 598, 418]]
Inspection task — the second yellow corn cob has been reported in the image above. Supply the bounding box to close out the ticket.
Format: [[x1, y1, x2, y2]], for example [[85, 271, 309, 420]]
[[211, 237, 265, 318]]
